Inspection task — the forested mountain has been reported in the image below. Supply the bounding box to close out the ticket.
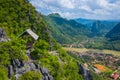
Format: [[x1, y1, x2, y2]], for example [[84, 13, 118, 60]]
[[43, 13, 92, 44], [0, 0, 86, 80], [75, 18, 95, 29], [104, 23, 120, 50], [43, 13, 120, 50], [75, 18, 120, 50], [106, 23, 120, 41], [0, 0, 52, 42], [75, 18, 118, 37]]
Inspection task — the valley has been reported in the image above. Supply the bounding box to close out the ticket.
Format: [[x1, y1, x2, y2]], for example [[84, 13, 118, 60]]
[[64, 47, 120, 56], [43, 13, 120, 51], [43, 13, 120, 79]]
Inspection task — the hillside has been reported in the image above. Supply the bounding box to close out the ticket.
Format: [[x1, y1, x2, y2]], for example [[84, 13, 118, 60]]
[[43, 13, 92, 44], [105, 23, 120, 50], [106, 23, 120, 41], [0, 0, 85, 80]]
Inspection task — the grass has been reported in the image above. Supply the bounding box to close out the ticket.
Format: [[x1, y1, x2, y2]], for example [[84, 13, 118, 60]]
[[63, 47, 120, 56], [63, 47, 88, 53]]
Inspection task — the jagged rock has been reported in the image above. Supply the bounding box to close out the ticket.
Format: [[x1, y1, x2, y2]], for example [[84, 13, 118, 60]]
[[78, 63, 93, 80], [28, 63, 36, 70], [48, 75, 53, 80], [8, 62, 54, 80], [15, 59, 21, 67], [11, 59, 26, 68], [14, 63, 36, 80], [8, 65, 14, 78], [16, 67, 26, 74], [8, 59, 53, 80], [15, 74, 21, 80], [0, 28, 10, 42], [44, 76, 49, 80], [78, 63, 84, 74], [40, 67, 53, 80], [41, 67, 49, 75], [20, 60, 25, 66], [35, 62, 41, 69]]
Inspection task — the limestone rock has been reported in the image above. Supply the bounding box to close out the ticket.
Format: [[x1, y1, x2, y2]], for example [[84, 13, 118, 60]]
[[78, 63, 93, 80], [0, 28, 10, 42], [8, 59, 53, 80], [40, 67, 53, 80], [8, 65, 14, 78]]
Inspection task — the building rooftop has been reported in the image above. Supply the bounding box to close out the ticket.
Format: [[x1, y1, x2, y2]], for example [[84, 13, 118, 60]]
[[18, 29, 39, 40]]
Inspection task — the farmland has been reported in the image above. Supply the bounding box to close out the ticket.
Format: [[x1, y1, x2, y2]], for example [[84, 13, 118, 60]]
[[63, 47, 120, 56]]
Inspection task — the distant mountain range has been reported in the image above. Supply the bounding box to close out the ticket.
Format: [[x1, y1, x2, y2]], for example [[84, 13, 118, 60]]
[[75, 18, 120, 50], [43, 13, 120, 50], [75, 18, 119, 37]]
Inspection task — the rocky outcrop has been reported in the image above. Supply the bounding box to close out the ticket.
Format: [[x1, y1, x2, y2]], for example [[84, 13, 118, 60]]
[[78, 63, 93, 80], [7, 45, 53, 80], [0, 28, 10, 42], [7, 59, 53, 80]]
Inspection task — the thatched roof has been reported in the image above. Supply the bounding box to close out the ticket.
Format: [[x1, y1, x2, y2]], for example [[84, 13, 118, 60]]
[[18, 29, 39, 40]]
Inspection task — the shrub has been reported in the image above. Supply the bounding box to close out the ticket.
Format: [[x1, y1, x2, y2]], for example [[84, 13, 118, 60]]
[[0, 39, 26, 66], [0, 66, 8, 80], [19, 71, 42, 80]]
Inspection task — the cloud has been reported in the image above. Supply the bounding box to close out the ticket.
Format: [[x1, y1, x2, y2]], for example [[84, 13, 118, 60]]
[[60, 0, 74, 9], [30, 0, 120, 20]]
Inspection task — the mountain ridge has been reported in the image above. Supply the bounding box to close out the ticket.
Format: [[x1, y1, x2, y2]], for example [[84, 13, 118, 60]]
[[75, 18, 119, 37], [43, 13, 92, 44]]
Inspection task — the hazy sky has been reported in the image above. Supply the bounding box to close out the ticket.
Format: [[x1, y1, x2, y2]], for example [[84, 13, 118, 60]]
[[30, 0, 120, 20]]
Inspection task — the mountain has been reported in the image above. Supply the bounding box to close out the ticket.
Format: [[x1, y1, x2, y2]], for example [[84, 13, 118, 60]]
[[75, 18, 119, 37], [104, 23, 120, 50], [106, 23, 120, 41], [0, 0, 86, 80], [75, 18, 95, 29], [43, 13, 92, 44]]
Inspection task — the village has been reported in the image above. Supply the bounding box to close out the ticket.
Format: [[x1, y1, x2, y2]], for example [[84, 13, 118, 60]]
[[68, 50, 120, 80]]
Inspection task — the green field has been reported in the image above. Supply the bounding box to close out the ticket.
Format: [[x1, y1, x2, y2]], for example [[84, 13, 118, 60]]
[[63, 47, 120, 56]]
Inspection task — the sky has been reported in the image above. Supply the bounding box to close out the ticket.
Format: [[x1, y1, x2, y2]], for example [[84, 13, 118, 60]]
[[30, 0, 120, 20]]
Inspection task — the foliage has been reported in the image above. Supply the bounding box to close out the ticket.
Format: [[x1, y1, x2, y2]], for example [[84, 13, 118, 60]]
[[0, 39, 27, 66], [83, 37, 106, 50], [0, 66, 8, 80], [31, 44, 82, 80], [31, 40, 50, 60], [92, 72, 104, 80], [0, 0, 55, 47], [19, 71, 42, 80]]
